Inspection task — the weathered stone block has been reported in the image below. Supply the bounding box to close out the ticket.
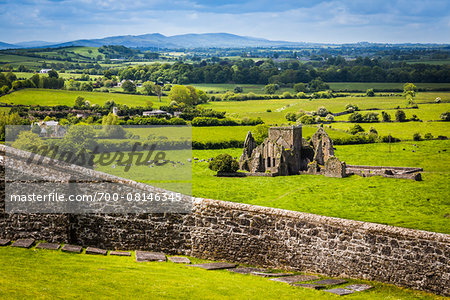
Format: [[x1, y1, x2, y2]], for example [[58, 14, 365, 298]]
[[168, 256, 191, 264], [271, 275, 319, 284], [11, 239, 35, 248], [190, 262, 237, 270], [86, 247, 107, 255], [61, 244, 82, 253], [0, 239, 11, 246], [324, 288, 354, 296], [135, 251, 166, 262], [110, 251, 131, 257], [36, 243, 60, 250]]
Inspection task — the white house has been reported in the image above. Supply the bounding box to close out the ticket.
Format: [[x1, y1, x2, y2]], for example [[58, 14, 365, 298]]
[[143, 110, 171, 117], [39, 69, 52, 74]]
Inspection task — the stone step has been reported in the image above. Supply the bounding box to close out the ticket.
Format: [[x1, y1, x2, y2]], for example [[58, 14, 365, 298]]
[[228, 267, 267, 274], [312, 279, 348, 286], [86, 247, 107, 255], [0, 239, 11, 246], [190, 262, 237, 270], [61, 244, 83, 253], [135, 251, 166, 262], [11, 239, 35, 249], [270, 274, 319, 284], [168, 256, 191, 264], [324, 288, 354, 296], [345, 284, 373, 292], [251, 272, 294, 277], [292, 283, 327, 290], [36, 243, 60, 250], [110, 251, 131, 257]]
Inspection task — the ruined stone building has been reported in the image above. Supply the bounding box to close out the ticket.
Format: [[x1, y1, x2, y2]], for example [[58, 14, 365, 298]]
[[239, 125, 421, 180], [239, 126, 345, 177]]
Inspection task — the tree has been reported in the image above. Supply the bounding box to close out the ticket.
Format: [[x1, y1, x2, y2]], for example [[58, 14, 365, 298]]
[[234, 86, 243, 93], [142, 81, 156, 95], [252, 124, 270, 144], [308, 78, 329, 92], [349, 124, 365, 135], [153, 84, 163, 102], [366, 89, 375, 97], [264, 84, 278, 94], [11, 131, 44, 152], [348, 112, 363, 123], [395, 110, 407, 122], [381, 111, 391, 122], [294, 82, 307, 93], [440, 111, 450, 121], [317, 106, 328, 117], [168, 85, 199, 106], [208, 154, 239, 173], [345, 103, 359, 113], [122, 80, 136, 93], [362, 112, 379, 123], [74, 96, 85, 108], [403, 83, 417, 106], [80, 82, 93, 91], [47, 69, 59, 78]]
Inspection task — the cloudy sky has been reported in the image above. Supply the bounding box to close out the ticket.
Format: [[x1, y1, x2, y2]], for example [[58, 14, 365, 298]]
[[1, 0, 449, 44]]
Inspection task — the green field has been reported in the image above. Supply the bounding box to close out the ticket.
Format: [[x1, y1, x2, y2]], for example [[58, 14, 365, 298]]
[[328, 82, 450, 91], [0, 89, 166, 107], [0, 247, 441, 299], [92, 140, 450, 234]]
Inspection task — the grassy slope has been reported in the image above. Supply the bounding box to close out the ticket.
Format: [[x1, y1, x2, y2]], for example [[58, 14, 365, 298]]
[[0, 89, 166, 107], [188, 140, 449, 234], [93, 140, 449, 234], [0, 247, 442, 299]]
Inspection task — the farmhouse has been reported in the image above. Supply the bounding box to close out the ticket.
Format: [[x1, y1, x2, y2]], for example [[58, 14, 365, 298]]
[[143, 110, 171, 117], [39, 69, 52, 74]]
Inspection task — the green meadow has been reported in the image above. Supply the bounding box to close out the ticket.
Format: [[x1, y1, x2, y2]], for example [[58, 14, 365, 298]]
[[0, 89, 166, 107], [0, 247, 441, 299], [92, 140, 450, 234]]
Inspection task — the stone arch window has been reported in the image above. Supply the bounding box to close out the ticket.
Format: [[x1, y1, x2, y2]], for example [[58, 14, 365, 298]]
[[267, 157, 271, 167], [272, 158, 275, 166]]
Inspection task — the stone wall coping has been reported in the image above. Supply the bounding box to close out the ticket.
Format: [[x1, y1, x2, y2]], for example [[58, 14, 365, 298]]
[[193, 198, 450, 243], [346, 165, 423, 171]]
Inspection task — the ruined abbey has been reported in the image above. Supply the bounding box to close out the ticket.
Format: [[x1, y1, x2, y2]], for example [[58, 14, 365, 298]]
[[239, 126, 422, 180]]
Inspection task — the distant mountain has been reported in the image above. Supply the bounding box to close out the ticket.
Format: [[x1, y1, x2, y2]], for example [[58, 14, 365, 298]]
[[0, 41, 19, 50], [14, 41, 57, 48], [2, 33, 304, 49]]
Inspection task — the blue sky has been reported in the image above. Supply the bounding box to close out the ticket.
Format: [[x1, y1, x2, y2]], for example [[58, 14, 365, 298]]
[[0, 0, 449, 44]]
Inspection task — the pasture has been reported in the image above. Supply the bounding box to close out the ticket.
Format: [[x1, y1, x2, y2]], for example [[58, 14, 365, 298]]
[[92, 140, 450, 234], [0, 89, 166, 107]]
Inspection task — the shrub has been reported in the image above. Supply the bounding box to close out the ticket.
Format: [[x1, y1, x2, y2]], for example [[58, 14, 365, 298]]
[[294, 82, 307, 93], [264, 84, 279, 94], [285, 112, 298, 122], [266, 109, 272, 112], [366, 89, 375, 97], [317, 106, 328, 117], [440, 111, 450, 121], [369, 127, 378, 136], [381, 111, 391, 122], [413, 133, 422, 141], [253, 124, 270, 144], [435, 97, 441, 103], [299, 115, 315, 125], [208, 154, 239, 173], [345, 103, 359, 113], [424, 133, 433, 140], [395, 110, 407, 122], [348, 112, 363, 123], [362, 112, 379, 123], [349, 124, 365, 135], [325, 114, 334, 122], [233, 86, 243, 93], [380, 135, 401, 143], [282, 92, 293, 99]]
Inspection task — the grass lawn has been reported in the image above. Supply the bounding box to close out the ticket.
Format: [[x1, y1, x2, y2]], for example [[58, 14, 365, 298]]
[[93, 140, 449, 234], [0, 89, 167, 107], [200, 92, 449, 125], [329, 121, 450, 141], [0, 247, 443, 299]]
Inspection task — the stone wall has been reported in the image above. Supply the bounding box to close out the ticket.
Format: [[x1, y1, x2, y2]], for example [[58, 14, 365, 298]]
[[0, 146, 448, 296]]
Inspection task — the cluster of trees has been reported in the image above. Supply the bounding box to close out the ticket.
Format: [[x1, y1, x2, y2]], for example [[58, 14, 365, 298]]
[[0, 71, 64, 94], [110, 58, 449, 85]]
